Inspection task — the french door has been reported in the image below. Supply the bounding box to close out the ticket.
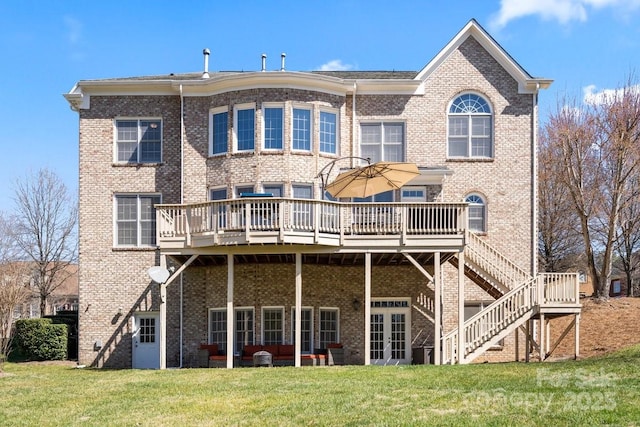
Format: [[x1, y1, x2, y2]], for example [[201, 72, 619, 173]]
[[370, 299, 411, 365]]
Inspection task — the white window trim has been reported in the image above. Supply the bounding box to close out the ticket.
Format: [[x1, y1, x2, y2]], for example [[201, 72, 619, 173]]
[[318, 306, 340, 348], [113, 193, 162, 248], [234, 184, 255, 198], [209, 106, 229, 157], [261, 103, 285, 151], [233, 102, 256, 153], [208, 307, 227, 346], [318, 107, 340, 156], [290, 306, 314, 353], [261, 306, 285, 345], [261, 183, 284, 197], [446, 92, 493, 160], [114, 117, 163, 164], [358, 121, 406, 163], [465, 193, 487, 233], [291, 103, 313, 152]]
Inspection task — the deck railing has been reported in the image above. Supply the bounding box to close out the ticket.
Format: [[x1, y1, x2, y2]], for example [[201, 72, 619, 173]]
[[442, 272, 579, 364], [465, 232, 532, 291], [156, 198, 467, 241]]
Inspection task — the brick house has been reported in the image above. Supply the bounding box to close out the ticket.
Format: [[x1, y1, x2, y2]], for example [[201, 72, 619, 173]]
[[65, 20, 581, 369]]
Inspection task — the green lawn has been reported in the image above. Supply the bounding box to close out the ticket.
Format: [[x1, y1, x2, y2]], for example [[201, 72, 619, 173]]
[[2, 346, 639, 426]]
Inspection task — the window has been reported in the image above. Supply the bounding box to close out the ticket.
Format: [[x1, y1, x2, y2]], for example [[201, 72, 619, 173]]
[[354, 190, 394, 203], [292, 308, 313, 353], [263, 106, 283, 150], [210, 188, 228, 228], [292, 184, 313, 230], [360, 122, 404, 163], [209, 308, 254, 355], [210, 110, 228, 155], [319, 308, 339, 348], [210, 188, 227, 201], [115, 194, 160, 247], [319, 111, 337, 154], [235, 185, 255, 198], [116, 119, 161, 163], [292, 108, 312, 151], [209, 309, 227, 351], [262, 184, 283, 197], [262, 307, 284, 345], [235, 105, 255, 151], [448, 93, 492, 158], [465, 194, 486, 232]]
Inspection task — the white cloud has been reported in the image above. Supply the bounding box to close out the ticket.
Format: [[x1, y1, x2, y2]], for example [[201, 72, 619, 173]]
[[317, 60, 353, 71], [64, 15, 82, 44], [582, 83, 640, 105], [490, 0, 640, 30]]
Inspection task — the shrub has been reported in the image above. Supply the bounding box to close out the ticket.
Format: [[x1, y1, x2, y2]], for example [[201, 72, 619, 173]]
[[14, 318, 67, 361]]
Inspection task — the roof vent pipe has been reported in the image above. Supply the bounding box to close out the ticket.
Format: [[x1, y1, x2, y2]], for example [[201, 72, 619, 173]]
[[261, 53, 267, 72], [202, 48, 210, 79], [280, 53, 286, 71]]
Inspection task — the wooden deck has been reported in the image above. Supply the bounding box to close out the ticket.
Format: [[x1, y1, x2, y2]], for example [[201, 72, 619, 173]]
[[157, 198, 468, 254]]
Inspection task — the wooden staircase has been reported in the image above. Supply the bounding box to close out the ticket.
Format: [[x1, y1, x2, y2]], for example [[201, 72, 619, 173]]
[[442, 233, 579, 364]]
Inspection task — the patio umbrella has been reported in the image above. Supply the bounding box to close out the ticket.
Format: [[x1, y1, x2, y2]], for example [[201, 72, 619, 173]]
[[325, 162, 419, 199]]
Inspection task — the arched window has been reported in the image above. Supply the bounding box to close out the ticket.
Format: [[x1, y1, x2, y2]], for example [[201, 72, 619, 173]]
[[448, 93, 492, 158], [465, 194, 486, 232]]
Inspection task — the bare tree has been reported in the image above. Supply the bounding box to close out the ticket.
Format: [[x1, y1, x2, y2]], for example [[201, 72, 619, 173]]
[[11, 169, 77, 316], [0, 214, 32, 363], [614, 176, 640, 297], [538, 127, 583, 272], [546, 77, 640, 299]]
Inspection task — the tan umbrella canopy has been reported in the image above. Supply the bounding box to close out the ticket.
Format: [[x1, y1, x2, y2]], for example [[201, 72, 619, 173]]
[[325, 162, 419, 199]]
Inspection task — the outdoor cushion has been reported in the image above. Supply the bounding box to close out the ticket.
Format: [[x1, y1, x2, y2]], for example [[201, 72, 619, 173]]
[[278, 345, 294, 356], [242, 345, 263, 357], [200, 344, 219, 355], [263, 344, 280, 356]]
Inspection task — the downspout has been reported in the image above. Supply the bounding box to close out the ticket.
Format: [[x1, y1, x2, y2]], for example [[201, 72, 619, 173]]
[[179, 84, 185, 367], [532, 83, 539, 277], [351, 82, 357, 167]]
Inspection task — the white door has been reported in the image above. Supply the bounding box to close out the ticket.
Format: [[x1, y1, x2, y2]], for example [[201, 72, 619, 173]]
[[132, 312, 160, 369], [370, 300, 411, 365]]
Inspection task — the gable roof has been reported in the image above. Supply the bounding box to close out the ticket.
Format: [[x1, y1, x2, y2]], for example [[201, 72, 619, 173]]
[[415, 19, 552, 94]]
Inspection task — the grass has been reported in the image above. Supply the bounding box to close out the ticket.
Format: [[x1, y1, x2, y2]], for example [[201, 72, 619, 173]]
[[2, 346, 640, 426]]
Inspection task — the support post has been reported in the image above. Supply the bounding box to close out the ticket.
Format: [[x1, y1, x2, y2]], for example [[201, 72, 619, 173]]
[[434, 252, 441, 365], [575, 313, 580, 360], [159, 255, 167, 370], [295, 253, 302, 367], [539, 314, 546, 361], [525, 320, 530, 363], [457, 250, 465, 364], [364, 252, 371, 365], [226, 254, 234, 369]]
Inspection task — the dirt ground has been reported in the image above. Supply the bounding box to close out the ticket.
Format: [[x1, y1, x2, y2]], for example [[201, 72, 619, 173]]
[[549, 296, 640, 359]]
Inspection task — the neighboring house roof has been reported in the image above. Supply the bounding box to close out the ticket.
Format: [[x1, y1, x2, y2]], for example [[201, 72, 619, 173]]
[[64, 19, 551, 111]]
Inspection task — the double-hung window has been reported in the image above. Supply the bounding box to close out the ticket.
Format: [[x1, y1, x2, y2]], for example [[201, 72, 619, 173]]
[[292, 107, 312, 151], [263, 105, 283, 150], [292, 184, 313, 230], [262, 307, 284, 345], [209, 308, 255, 354], [234, 104, 255, 152], [360, 122, 405, 163], [116, 119, 161, 163], [448, 93, 493, 158], [209, 309, 227, 352], [235, 308, 254, 354], [319, 308, 339, 348], [319, 110, 337, 154], [115, 194, 161, 247], [210, 109, 228, 155]]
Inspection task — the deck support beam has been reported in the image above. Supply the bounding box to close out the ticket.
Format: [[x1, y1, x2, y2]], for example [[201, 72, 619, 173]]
[[434, 252, 441, 365], [457, 250, 465, 364], [294, 252, 302, 367], [364, 252, 371, 365], [575, 313, 580, 359], [539, 314, 546, 361], [226, 254, 234, 369]]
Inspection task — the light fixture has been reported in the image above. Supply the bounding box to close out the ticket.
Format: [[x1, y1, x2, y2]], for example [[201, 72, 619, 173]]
[[117, 307, 123, 316], [352, 298, 360, 311]]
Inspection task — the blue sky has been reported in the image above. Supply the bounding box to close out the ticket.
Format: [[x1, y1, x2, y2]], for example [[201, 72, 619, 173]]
[[1, 0, 639, 211]]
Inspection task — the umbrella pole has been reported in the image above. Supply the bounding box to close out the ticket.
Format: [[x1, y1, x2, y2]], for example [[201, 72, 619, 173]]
[[316, 156, 370, 200]]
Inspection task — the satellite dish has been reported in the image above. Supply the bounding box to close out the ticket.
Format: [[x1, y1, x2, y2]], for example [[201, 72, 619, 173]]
[[148, 266, 170, 284]]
